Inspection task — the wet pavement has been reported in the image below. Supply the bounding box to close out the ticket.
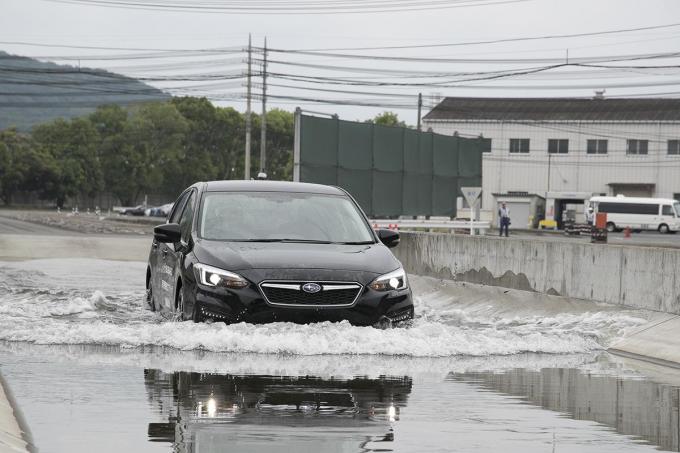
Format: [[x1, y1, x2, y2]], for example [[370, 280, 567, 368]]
[[0, 258, 679, 452]]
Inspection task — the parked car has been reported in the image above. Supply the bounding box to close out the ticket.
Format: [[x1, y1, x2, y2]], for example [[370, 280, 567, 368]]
[[122, 205, 146, 216], [148, 203, 174, 218], [145, 180, 414, 326]]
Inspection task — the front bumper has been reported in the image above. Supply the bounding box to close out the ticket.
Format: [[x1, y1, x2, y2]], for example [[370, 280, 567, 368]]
[[193, 283, 414, 326]]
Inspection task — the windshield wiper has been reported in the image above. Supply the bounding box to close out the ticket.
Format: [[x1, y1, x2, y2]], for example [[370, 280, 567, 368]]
[[234, 238, 334, 244], [230, 239, 374, 245]]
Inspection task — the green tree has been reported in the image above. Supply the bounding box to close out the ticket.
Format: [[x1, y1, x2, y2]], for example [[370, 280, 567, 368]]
[[101, 102, 188, 205], [369, 111, 407, 127], [89, 104, 128, 137], [258, 109, 294, 181], [0, 129, 57, 205], [32, 118, 102, 207]]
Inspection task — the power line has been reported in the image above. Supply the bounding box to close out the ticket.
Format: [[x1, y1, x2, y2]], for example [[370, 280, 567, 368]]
[[289, 22, 680, 51], [265, 48, 680, 64], [40, 0, 528, 14]]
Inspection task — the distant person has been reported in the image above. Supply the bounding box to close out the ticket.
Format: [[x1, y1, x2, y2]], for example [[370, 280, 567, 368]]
[[585, 207, 594, 226], [498, 202, 510, 237]]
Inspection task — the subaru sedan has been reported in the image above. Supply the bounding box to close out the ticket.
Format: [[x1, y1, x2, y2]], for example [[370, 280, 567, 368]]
[[145, 180, 414, 326]]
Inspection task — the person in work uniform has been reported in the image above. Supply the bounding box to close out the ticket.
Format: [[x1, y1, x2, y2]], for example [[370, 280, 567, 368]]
[[498, 202, 510, 237]]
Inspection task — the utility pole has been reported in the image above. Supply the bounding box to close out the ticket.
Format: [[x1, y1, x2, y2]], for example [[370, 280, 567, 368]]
[[547, 152, 552, 193], [244, 34, 252, 180], [259, 37, 268, 175], [417, 92, 423, 131]]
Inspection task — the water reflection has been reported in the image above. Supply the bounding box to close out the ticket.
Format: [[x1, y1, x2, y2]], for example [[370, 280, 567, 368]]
[[451, 367, 680, 451], [144, 369, 412, 452]]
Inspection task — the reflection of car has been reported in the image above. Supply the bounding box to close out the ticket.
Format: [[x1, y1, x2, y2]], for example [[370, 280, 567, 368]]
[[144, 369, 412, 451], [122, 205, 146, 216], [146, 181, 414, 326]]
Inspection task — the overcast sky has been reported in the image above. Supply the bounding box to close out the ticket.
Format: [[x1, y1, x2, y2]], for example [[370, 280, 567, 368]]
[[2, 0, 680, 124]]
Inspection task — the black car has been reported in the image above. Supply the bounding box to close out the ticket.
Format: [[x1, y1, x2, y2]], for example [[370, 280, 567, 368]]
[[145, 180, 414, 326], [122, 205, 146, 216]]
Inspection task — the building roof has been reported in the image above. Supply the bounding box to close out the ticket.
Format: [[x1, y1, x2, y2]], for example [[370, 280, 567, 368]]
[[423, 97, 680, 122], [205, 180, 344, 195]]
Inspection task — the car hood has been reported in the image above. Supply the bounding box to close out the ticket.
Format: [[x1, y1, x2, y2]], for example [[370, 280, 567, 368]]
[[193, 239, 400, 277]]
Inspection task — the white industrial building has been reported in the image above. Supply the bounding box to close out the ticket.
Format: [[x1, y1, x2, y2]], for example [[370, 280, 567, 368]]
[[423, 97, 680, 228]]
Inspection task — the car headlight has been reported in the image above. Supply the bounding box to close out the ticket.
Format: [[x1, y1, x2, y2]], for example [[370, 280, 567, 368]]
[[368, 268, 408, 291], [194, 263, 248, 289]]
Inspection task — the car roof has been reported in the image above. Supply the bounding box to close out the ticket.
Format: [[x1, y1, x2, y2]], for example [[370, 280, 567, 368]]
[[203, 180, 345, 195]]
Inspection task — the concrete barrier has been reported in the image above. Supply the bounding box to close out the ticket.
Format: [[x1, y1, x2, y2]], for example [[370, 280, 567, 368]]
[[394, 232, 680, 314], [0, 374, 30, 453]]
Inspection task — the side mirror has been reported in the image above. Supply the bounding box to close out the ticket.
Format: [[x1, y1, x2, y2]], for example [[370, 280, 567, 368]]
[[154, 223, 181, 243], [377, 229, 400, 248]]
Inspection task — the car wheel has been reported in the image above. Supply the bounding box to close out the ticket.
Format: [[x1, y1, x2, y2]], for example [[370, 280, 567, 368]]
[[174, 284, 185, 322], [191, 302, 203, 323], [145, 285, 155, 311], [659, 224, 670, 234], [606, 222, 616, 233], [145, 269, 156, 311]]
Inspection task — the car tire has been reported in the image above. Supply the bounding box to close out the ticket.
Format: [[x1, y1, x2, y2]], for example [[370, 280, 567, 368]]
[[145, 281, 155, 312], [191, 302, 203, 323], [174, 283, 185, 321], [606, 222, 616, 233], [144, 269, 156, 311], [659, 224, 670, 234]]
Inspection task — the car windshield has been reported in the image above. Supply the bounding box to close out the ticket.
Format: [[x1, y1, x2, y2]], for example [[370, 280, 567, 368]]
[[199, 191, 375, 243], [674, 202, 680, 217]]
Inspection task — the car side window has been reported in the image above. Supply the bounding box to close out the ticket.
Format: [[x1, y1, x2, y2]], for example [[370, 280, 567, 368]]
[[169, 192, 190, 224], [662, 205, 674, 216], [179, 191, 196, 243]]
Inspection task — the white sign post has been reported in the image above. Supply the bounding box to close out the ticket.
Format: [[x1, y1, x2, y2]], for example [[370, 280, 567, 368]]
[[461, 187, 482, 235]]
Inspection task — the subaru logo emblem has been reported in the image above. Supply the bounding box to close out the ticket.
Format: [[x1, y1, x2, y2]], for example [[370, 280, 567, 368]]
[[301, 283, 321, 294]]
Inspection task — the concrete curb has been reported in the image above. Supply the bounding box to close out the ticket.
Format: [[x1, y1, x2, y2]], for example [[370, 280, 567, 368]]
[[0, 373, 32, 453], [608, 315, 680, 368]]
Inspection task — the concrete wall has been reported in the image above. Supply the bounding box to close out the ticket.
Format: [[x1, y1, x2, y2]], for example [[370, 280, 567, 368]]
[[395, 232, 680, 314]]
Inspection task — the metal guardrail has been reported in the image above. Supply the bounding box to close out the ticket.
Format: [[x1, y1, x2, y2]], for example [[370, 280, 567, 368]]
[[370, 219, 491, 234]]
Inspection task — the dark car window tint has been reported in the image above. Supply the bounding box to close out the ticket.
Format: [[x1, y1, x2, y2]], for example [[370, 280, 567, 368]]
[[199, 191, 374, 243], [179, 191, 196, 242], [169, 192, 190, 224], [662, 205, 674, 216]]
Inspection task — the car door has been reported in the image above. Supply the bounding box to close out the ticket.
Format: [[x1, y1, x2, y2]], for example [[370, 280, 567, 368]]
[[156, 191, 190, 311], [165, 190, 197, 316]]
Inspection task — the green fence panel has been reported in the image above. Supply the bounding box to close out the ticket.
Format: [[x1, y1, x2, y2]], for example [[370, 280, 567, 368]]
[[432, 176, 458, 216], [338, 120, 372, 170], [373, 170, 403, 216], [458, 138, 483, 178], [298, 114, 482, 218], [433, 134, 459, 177], [373, 125, 404, 173], [417, 132, 433, 174], [300, 115, 337, 166], [338, 167, 372, 215], [300, 165, 338, 186]]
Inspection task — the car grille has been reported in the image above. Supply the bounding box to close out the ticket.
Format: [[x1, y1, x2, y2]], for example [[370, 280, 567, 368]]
[[260, 282, 362, 307]]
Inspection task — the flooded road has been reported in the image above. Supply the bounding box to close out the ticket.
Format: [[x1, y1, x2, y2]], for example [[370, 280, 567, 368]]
[[1, 258, 678, 452]]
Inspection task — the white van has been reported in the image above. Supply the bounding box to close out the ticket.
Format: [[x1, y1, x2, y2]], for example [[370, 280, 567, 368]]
[[589, 196, 680, 233]]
